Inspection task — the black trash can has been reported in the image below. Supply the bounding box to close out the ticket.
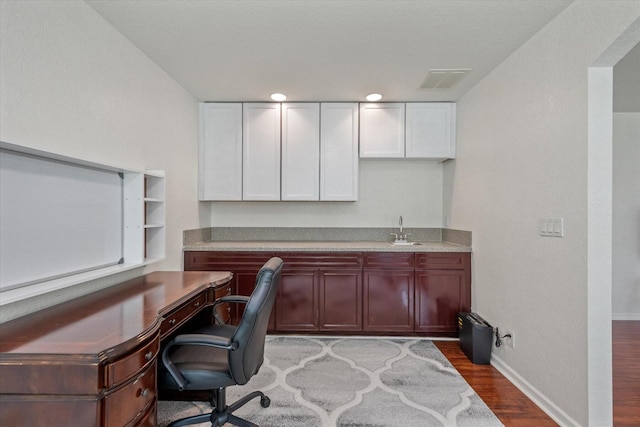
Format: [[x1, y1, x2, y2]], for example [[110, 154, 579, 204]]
[[457, 312, 493, 365]]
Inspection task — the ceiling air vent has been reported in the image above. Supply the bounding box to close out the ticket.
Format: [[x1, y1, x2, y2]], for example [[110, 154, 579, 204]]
[[419, 69, 471, 90]]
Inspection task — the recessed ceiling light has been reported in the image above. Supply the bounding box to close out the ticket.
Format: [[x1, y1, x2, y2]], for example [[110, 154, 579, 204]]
[[366, 93, 383, 102], [270, 93, 287, 102]]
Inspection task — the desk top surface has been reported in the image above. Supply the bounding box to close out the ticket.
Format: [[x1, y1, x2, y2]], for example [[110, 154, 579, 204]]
[[0, 271, 232, 357]]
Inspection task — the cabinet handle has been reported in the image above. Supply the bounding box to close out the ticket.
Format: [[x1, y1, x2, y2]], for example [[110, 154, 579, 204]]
[[140, 388, 150, 398], [193, 301, 200, 307], [144, 351, 153, 361], [169, 319, 176, 325]]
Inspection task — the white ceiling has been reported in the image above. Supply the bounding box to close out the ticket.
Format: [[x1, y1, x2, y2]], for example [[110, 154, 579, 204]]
[[85, 0, 576, 102]]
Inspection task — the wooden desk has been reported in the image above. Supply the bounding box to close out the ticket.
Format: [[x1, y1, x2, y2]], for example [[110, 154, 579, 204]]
[[0, 271, 233, 427]]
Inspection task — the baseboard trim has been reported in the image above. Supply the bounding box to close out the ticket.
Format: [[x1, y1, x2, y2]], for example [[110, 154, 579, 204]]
[[612, 313, 640, 321], [490, 354, 582, 427]]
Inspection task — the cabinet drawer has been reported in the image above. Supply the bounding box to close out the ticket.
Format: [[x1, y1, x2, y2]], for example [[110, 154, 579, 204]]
[[161, 292, 207, 338], [276, 252, 363, 269], [185, 251, 275, 270], [415, 253, 470, 270], [363, 252, 414, 269], [104, 361, 156, 427], [105, 335, 159, 388]]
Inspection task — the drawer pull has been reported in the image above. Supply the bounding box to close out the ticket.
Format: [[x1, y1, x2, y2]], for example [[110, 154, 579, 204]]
[[193, 302, 200, 307], [144, 351, 153, 361], [140, 388, 150, 398], [169, 319, 176, 325]]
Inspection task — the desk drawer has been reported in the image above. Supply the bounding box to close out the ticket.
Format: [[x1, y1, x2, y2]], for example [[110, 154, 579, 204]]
[[104, 361, 156, 427], [105, 334, 159, 388], [161, 292, 208, 338], [130, 401, 155, 427], [214, 284, 232, 324]]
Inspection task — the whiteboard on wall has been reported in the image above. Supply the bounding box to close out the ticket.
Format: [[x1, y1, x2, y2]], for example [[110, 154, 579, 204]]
[[0, 148, 124, 291]]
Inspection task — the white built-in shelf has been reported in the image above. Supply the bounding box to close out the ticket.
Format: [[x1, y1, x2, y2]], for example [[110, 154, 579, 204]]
[[143, 171, 166, 263]]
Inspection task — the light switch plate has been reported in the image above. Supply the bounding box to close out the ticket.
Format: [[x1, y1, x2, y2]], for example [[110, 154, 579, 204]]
[[539, 218, 564, 237]]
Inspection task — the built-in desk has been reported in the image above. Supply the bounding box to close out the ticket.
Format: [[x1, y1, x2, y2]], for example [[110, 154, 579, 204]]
[[0, 271, 233, 427]]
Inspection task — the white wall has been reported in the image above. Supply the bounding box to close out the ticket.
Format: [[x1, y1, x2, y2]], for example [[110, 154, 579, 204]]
[[612, 112, 640, 319], [0, 1, 199, 316], [208, 159, 444, 228], [443, 2, 640, 426]]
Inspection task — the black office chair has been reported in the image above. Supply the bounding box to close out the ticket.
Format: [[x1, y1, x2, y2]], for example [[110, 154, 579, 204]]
[[159, 257, 283, 427]]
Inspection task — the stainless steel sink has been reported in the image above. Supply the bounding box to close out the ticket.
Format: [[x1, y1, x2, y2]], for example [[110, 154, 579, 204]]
[[388, 241, 422, 246]]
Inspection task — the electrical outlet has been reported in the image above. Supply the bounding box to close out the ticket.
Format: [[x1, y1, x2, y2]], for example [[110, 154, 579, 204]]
[[504, 330, 515, 349]]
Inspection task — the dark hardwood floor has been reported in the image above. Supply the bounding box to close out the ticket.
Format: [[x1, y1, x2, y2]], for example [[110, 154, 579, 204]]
[[612, 320, 640, 427], [435, 340, 558, 426], [437, 321, 640, 426]]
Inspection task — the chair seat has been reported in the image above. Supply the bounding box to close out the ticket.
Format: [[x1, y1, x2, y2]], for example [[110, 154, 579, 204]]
[[158, 324, 237, 390]]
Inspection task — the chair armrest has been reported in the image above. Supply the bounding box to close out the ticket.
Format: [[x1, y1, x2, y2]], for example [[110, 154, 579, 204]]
[[161, 333, 239, 391], [212, 295, 251, 324], [212, 295, 250, 308]]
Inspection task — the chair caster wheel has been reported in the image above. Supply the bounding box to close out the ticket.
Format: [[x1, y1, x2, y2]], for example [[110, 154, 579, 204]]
[[260, 396, 271, 408]]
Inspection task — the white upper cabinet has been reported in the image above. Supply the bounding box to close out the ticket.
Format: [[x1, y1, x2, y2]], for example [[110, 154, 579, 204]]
[[199, 103, 243, 201], [243, 103, 281, 201], [360, 102, 456, 160], [405, 103, 456, 159], [359, 103, 405, 158], [321, 103, 359, 201], [281, 103, 320, 201]]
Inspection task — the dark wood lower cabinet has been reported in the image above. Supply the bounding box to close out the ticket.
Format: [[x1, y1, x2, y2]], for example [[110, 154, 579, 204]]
[[184, 250, 471, 336], [275, 253, 363, 332], [363, 253, 415, 332], [415, 269, 468, 333], [415, 253, 471, 335], [363, 269, 415, 332], [277, 269, 317, 331], [318, 269, 362, 331]]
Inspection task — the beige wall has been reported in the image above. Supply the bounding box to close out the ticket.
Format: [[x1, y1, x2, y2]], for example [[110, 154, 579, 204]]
[[208, 159, 444, 228], [613, 112, 640, 319], [444, 2, 640, 425], [0, 1, 199, 318]]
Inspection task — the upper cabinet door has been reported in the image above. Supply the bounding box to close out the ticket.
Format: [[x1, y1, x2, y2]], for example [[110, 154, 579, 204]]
[[281, 103, 320, 201], [320, 103, 359, 201], [243, 103, 281, 201], [405, 103, 456, 159], [359, 103, 405, 158], [199, 103, 243, 201]]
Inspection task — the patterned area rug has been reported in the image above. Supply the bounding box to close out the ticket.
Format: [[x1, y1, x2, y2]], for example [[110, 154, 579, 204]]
[[158, 336, 503, 427]]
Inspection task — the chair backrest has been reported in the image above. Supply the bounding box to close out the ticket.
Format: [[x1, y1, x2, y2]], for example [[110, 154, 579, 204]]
[[228, 257, 283, 385]]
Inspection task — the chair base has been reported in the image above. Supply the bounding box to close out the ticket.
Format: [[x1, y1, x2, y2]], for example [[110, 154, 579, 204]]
[[167, 387, 270, 427]]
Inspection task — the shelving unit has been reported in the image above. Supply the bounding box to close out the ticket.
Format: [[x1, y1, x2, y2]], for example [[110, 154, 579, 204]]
[[143, 171, 166, 263]]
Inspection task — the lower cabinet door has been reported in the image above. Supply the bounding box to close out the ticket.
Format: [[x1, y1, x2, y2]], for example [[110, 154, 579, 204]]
[[318, 269, 362, 331], [276, 270, 318, 331], [363, 270, 414, 332], [414, 269, 469, 335]]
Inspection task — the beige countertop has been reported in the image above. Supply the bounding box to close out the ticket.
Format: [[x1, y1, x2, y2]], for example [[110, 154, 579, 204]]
[[183, 240, 471, 252]]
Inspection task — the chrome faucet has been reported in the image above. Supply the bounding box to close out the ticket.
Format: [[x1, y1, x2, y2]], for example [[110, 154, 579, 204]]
[[391, 215, 410, 242]]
